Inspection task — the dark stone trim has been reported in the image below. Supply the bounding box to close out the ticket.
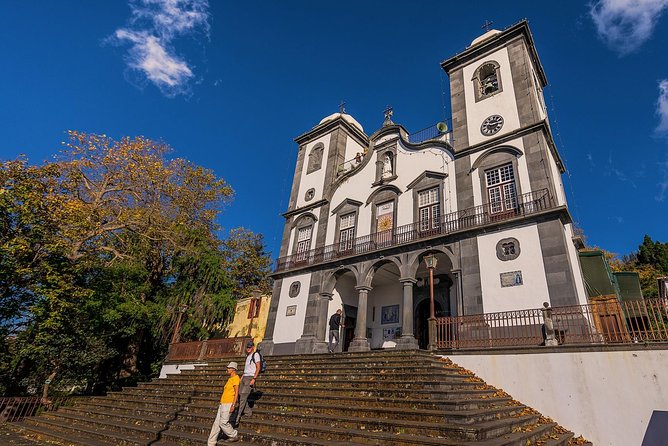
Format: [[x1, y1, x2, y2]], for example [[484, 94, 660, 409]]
[[470, 146, 523, 171], [475, 151, 523, 209], [331, 199, 362, 246], [295, 115, 369, 149], [460, 237, 483, 315], [508, 39, 541, 129], [290, 212, 318, 228], [449, 69, 469, 152], [272, 342, 297, 355], [306, 142, 325, 174], [365, 185, 402, 205], [374, 143, 398, 185], [368, 188, 399, 236], [282, 199, 328, 218], [537, 218, 579, 307], [454, 155, 475, 210], [262, 279, 283, 342], [522, 131, 558, 204], [331, 198, 363, 215], [287, 144, 307, 212], [454, 120, 565, 173], [406, 171, 448, 191], [369, 124, 408, 143], [471, 59, 503, 103], [408, 173, 447, 227], [441, 20, 548, 88]]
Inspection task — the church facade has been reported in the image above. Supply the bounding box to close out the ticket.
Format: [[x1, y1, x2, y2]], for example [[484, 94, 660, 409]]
[[260, 20, 588, 355]]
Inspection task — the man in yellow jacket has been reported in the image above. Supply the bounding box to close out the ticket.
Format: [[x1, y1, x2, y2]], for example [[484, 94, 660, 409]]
[[207, 361, 240, 444]]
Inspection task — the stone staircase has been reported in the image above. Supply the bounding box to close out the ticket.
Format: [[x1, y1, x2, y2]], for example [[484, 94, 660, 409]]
[[10, 350, 589, 445]]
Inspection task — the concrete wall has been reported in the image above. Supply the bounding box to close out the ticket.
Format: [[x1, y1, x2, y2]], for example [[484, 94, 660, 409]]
[[447, 347, 668, 446]]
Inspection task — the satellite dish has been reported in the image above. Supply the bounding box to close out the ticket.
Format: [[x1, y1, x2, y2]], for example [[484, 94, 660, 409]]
[[436, 122, 449, 133]]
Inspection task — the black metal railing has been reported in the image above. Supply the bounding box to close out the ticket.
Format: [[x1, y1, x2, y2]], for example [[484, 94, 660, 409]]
[[408, 121, 453, 144], [275, 188, 554, 272]]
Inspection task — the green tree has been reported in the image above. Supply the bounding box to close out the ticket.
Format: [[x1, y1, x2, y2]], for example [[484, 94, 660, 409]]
[[636, 235, 668, 274], [221, 227, 273, 298]]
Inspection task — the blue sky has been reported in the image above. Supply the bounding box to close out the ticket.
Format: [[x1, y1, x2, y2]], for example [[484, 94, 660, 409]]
[[1, 0, 667, 259]]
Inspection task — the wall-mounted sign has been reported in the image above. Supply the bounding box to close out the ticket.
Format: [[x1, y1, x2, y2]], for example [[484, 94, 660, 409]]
[[286, 305, 297, 316], [500, 271, 523, 287], [381, 304, 400, 324]]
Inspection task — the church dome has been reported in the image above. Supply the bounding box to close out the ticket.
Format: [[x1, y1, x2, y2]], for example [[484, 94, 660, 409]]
[[318, 113, 364, 133], [470, 29, 502, 47]]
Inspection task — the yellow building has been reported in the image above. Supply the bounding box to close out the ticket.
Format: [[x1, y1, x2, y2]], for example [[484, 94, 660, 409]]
[[226, 290, 272, 347]]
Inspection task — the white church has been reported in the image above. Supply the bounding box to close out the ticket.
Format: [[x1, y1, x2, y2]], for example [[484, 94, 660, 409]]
[[259, 20, 588, 355]]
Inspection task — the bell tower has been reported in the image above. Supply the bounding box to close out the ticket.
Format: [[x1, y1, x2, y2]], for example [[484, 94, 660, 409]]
[[441, 20, 586, 310]]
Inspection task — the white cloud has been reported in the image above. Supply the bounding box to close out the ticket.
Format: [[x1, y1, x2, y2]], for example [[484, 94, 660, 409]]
[[656, 79, 668, 136], [657, 158, 668, 201], [112, 0, 209, 96], [590, 0, 668, 55]]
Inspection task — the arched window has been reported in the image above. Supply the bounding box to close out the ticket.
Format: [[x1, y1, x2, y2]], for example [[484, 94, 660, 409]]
[[307, 143, 324, 174], [472, 61, 502, 102]]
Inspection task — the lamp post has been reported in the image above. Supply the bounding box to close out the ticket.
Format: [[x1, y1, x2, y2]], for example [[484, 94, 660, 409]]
[[424, 254, 438, 351]]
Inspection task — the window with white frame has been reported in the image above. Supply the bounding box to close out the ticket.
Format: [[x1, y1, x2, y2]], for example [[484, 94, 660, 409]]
[[339, 213, 355, 251], [296, 226, 312, 260], [485, 164, 517, 214], [418, 187, 440, 231]]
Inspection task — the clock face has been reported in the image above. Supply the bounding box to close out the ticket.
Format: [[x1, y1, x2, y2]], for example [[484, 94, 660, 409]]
[[480, 115, 504, 136]]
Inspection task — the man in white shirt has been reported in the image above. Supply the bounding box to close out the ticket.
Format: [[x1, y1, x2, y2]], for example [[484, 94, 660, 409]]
[[234, 340, 260, 427]]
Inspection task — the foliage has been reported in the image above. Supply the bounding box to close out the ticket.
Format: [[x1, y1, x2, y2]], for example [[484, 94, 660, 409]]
[[0, 132, 271, 397]]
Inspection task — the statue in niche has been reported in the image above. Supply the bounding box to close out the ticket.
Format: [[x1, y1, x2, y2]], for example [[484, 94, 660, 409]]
[[382, 153, 393, 179]]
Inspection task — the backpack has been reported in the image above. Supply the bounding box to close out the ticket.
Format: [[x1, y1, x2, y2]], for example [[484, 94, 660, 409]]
[[251, 351, 267, 374]]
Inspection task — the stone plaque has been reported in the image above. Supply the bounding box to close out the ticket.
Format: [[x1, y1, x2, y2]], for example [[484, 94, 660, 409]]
[[286, 305, 297, 316], [500, 271, 523, 287], [288, 281, 300, 297]]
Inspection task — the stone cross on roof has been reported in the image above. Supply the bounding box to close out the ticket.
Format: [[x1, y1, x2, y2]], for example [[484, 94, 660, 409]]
[[339, 100, 346, 114], [383, 105, 394, 126], [481, 20, 494, 32]]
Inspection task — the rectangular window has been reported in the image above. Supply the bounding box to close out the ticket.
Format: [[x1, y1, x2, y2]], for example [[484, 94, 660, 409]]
[[247, 298, 261, 319], [418, 187, 440, 231], [486, 164, 517, 214], [296, 226, 312, 261], [339, 213, 355, 251]]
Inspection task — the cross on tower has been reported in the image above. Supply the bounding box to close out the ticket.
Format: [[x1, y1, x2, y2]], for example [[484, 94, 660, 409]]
[[383, 105, 393, 126], [339, 100, 346, 113], [481, 20, 494, 32]]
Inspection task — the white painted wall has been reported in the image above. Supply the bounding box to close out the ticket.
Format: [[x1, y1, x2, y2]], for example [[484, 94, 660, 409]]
[[295, 134, 331, 209], [273, 272, 311, 344], [448, 349, 668, 446], [547, 147, 567, 206], [326, 133, 455, 245], [158, 362, 207, 379], [463, 47, 521, 147], [367, 282, 403, 349], [477, 224, 551, 313]]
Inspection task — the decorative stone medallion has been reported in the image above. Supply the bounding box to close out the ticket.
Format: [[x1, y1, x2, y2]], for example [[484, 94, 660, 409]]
[[496, 237, 520, 261], [288, 281, 301, 297], [304, 188, 315, 201]]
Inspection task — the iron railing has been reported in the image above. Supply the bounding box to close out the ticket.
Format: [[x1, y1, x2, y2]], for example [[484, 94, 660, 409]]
[[0, 396, 77, 423], [408, 122, 453, 145], [436, 298, 668, 349], [336, 154, 365, 177], [166, 337, 251, 362], [275, 188, 554, 272]]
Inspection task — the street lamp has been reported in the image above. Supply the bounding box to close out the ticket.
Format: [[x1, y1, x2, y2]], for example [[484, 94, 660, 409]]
[[424, 254, 438, 351]]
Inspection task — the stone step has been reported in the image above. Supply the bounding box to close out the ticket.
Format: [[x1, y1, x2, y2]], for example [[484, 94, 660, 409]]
[[72, 399, 181, 419], [37, 411, 159, 441], [22, 416, 146, 446], [14, 421, 113, 446], [80, 395, 185, 413], [59, 405, 171, 427]]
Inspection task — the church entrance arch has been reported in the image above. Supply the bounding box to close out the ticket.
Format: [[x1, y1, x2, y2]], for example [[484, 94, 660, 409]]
[[325, 268, 358, 352]]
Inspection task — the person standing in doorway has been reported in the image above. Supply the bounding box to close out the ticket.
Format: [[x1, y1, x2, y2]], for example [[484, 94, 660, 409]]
[[328, 309, 345, 353], [235, 341, 260, 427], [207, 361, 240, 444]]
